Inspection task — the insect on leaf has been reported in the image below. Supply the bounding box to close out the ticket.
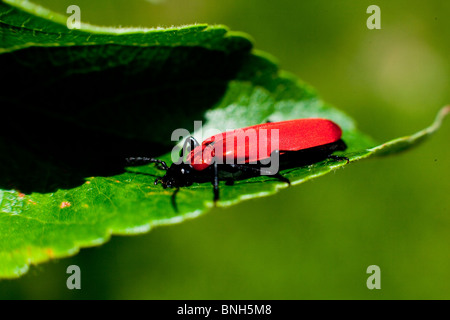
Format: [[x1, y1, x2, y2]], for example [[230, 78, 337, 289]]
[[0, 0, 448, 278]]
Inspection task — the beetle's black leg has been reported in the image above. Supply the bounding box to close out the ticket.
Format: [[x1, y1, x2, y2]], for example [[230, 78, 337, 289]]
[[327, 155, 350, 164], [271, 172, 291, 185], [126, 157, 169, 171], [213, 160, 220, 204], [259, 168, 291, 186], [171, 188, 180, 212], [267, 149, 290, 185], [232, 163, 291, 186]]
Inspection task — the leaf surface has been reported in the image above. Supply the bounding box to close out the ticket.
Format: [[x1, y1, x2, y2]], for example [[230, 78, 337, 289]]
[[0, 0, 448, 278]]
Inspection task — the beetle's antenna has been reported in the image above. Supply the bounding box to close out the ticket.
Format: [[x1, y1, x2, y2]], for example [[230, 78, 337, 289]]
[[126, 157, 169, 171], [171, 188, 180, 212], [179, 136, 200, 160]]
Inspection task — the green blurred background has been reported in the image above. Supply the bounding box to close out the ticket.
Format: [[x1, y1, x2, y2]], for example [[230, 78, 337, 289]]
[[1, 0, 449, 299]]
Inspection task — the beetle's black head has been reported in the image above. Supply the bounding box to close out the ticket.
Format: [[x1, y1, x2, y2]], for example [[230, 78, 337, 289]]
[[155, 162, 194, 189]]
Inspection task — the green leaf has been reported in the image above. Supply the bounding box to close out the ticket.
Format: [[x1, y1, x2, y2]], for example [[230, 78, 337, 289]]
[[0, 0, 448, 278]]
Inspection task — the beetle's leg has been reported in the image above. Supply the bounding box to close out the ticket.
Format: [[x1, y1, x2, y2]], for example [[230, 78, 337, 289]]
[[327, 155, 350, 164], [171, 188, 180, 213], [232, 163, 291, 186], [212, 160, 220, 204], [271, 172, 291, 185], [261, 168, 290, 186], [267, 149, 290, 185], [126, 157, 169, 171]]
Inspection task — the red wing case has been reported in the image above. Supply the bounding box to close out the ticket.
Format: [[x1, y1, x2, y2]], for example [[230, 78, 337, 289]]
[[188, 118, 343, 170]]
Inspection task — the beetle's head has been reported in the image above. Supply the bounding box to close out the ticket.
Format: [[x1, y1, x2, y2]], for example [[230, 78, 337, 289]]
[[155, 163, 193, 188]]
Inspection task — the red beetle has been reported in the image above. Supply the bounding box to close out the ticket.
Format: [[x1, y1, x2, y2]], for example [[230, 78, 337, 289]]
[[127, 118, 348, 207]]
